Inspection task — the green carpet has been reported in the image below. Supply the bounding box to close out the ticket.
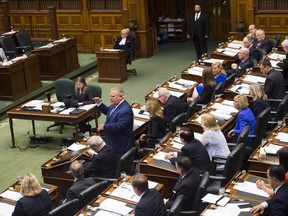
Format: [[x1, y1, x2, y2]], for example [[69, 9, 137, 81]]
[[0, 40, 219, 191]]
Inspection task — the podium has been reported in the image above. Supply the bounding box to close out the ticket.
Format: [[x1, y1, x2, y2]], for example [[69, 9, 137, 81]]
[[96, 50, 128, 83]]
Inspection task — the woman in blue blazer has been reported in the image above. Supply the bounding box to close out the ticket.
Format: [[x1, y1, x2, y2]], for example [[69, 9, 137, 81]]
[[228, 94, 256, 146]]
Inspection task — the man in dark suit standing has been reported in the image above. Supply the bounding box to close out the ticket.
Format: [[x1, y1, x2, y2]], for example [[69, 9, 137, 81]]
[[187, 4, 210, 60], [93, 87, 134, 160], [64, 160, 96, 203], [250, 165, 288, 215], [165, 127, 212, 174], [131, 174, 166, 216], [114, 28, 135, 65], [165, 156, 201, 211], [157, 87, 185, 125], [260, 59, 285, 111], [84, 135, 117, 178]]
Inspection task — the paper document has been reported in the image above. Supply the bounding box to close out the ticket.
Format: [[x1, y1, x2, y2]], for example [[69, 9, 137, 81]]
[[110, 182, 139, 202], [99, 198, 133, 215], [264, 144, 283, 155], [221, 100, 234, 107], [202, 203, 251, 216], [169, 82, 188, 90], [0, 190, 23, 201], [203, 58, 224, 64], [233, 181, 270, 197], [270, 60, 281, 69], [201, 193, 224, 204], [133, 119, 146, 131], [275, 132, 288, 143], [53, 38, 68, 43], [227, 41, 243, 49], [153, 151, 171, 163], [187, 67, 203, 76], [242, 75, 266, 84], [269, 53, 286, 61], [0, 202, 15, 216], [210, 110, 232, 120], [132, 108, 150, 119], [79, 104, 96, 111], [59, 108, 75, 115], [68, 143, 87, 151], [175, 79, 197, 86], [103, 49, 121, 52], [21, 100, 44, 110]]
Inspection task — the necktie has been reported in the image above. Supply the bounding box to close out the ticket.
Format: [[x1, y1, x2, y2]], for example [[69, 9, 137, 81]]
[[109, 106, 116, 117], [195, 13, 198, 21]]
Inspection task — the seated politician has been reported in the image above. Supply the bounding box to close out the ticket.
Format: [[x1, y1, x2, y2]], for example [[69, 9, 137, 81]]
[[84, 135, 117, 178], [131, 174, 166, 216], [64, 160, 95, 203], [113, 28, 135, 65], [12, 173, 52, 216]]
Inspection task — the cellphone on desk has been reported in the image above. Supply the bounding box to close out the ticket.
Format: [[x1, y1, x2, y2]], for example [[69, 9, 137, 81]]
[[238, 204, 252, 209], [139, 110, 145, 114]]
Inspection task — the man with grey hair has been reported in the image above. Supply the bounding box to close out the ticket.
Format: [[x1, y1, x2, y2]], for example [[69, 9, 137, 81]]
[[157, 87, 185, 125], [255, 29, 273, 54], [277, 39, 288, 86], [84, 135, 117, 178], [227, 47, 253, 77], [64, 160, 95, 203]]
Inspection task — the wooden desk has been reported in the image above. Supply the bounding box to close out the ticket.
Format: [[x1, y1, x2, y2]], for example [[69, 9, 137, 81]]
[[187, 98, 236, 134], [247, 126, 288, 177], [139, 134, 180, 198], [41, 147, 89, 202], [32, 38, 79, 80], [0, 181, 58, 205], [0, 54, 42, 100], [96, 50, 128, 83], [7, 102, 98, 147], [224, 79, 253, 102], [145, 77, 197, 102], [201, 172, 269, 216], [210, 48, 239, 64]]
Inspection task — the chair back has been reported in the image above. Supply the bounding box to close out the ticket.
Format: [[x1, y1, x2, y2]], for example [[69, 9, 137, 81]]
[[269, 38, 277, 48], [211, 82, 223, 100], [169, 113, 186, 132], [236, 125, 250, 146], [274, 34, 281, 47], [0, 35, 18, 58], [158, 131, 173, 145], [115, 147, 137, 178], [250, 107, 271, 151], [48, 199, 79, 216], [78, 181, 108, 210], [54, 78, 75, 102], [274, 94, 288, 122], [257, 48, 267, 61], [191, 171, 209, 214], [88, 83, 102, 98], [167, 194, 184, 216], [222, 143, 245, 186], [222, 73, 236, 92], [185, 100, 197, 121], [15, 31, 34, 50], [129, 33, 137, 62]]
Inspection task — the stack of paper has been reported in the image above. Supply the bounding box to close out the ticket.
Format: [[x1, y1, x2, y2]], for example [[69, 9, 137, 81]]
[[133, 119, 146, 131], [132, 108, 150, 119], [80, 104, 96, 110], [68, 143, 87, 151], [268, 53, 286, 61], [187, 66, 204, 76], [154, 90, 183, 98], [275, 132, 288, 142], [233, 181, 269, 197], [210, 110, 232, 120], [270, 60, 281, 69], [243, 75, 266, 84], [153, 151, 171, 163], [221, 100, 234, 107], [202, 193, 230, 206], [0, 190, 23, 201], [202, 58, 224, 64], [263, 144, 283, 155], [227, 41, 243, 49], [97, 198, 133, 215]]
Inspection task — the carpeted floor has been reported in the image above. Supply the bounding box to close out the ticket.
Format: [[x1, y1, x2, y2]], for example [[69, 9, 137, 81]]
[[0, 40, 220, 191]]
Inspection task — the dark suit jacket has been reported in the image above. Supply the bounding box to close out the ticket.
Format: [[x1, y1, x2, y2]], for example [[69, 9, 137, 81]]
[[135, 188, 166, 216], [256, 38, 273, 54], [163, 95, 185, 124], [73, 88, 94, 105], [171, 139, 212, 173], [253, 99, 269, 118], [277, 53, 288, 79], [188, 12, 209, 39], [249, 44, 260, 61], [98, 100, 134, 158], [12, 190, 52, 216], [264, 69, 285, 111], [197, 84, 215, 104], [227, 58, 253, 77], [84, 145, 117, 178], [113, 34, 135, 64], [65, 176, 95, 202], [146, 115, 166, 140], [265, 182, 288, 216], [166, 169, 201, 211]]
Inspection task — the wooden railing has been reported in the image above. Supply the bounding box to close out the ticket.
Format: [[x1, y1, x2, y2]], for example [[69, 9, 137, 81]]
[[255, 0, 288, 11], [89, 0, 121, 10]]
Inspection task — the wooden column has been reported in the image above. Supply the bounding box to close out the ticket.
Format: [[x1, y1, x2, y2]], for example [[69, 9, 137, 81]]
[[48, 6, 59, 40]]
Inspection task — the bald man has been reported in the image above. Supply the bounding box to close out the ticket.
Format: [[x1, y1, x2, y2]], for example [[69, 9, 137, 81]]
[[227, 47, 253, 77], [255, 29, 273, 54]]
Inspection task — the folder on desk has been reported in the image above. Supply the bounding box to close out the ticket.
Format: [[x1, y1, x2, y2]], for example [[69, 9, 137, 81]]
[[69, 108, 85, 115]]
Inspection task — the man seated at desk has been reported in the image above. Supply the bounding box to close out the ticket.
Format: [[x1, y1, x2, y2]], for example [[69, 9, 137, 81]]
[[63, 160, 95, 203], [165, 126, 212, 173], [113, 28, 135, 65], [84, 135, 117, 178], [131, 174, 166, 216], [164, 156, 201, 211], [250, 165, 288, 215], [227, 47, 253, 77], [157, 87, 185, 125]]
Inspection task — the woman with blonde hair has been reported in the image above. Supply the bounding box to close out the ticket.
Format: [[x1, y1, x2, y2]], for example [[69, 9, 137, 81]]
[[12, 173, 52, 216], [199, 113, 230, 159], [228, 95, 256, 146], [135, 98, 166, 148], [211, 61, 227, 84], [187, 68, 216, 104], [249, 83, 269, 118]]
